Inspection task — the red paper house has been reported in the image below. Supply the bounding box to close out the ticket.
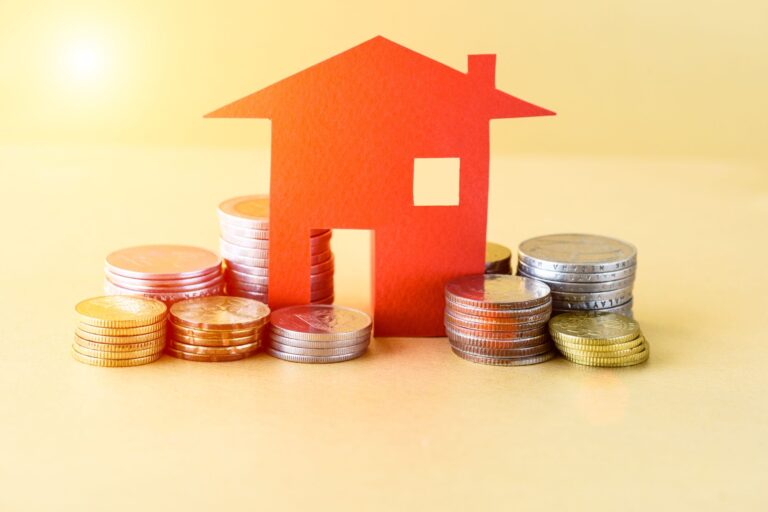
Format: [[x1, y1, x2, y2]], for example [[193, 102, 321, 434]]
[[207, 36, 553, 336]]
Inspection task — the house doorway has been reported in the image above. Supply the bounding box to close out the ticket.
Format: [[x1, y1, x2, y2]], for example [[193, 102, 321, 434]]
[[327, 229, 372, 315]]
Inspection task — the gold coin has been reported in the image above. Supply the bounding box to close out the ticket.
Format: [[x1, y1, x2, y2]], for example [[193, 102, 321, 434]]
[[557, 339, 647, 359], [76, 296, 167, 328], [554, 335, 644, 353], [71, 348, 162, 367], [549, 312, 640, 345], [563, 346, 649, 367], [169, 320, 260, 340], [75, 328, 165, 344], [167, 339, 261, 355], [74, 335, 166, 353], [77, 320, 167, 336], [170, 296, 270, 331], [72, 343, 164, 360]]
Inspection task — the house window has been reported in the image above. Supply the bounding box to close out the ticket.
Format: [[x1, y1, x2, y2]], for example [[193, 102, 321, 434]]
[[413, 158, 460, 206]]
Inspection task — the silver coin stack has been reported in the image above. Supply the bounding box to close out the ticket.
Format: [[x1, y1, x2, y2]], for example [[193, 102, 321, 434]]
[[485, 242, 512, 274], [444, 274, 555, 366], [217, 195, 335, 304], [516, 234, 637, 317], [267, 305, 372, 363]]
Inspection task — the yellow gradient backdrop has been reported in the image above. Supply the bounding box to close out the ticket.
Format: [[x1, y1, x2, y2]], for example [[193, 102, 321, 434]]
[[1, 0, 767, 164]]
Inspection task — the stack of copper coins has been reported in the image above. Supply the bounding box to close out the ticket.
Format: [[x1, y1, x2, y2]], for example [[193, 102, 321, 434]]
[[267, 305, 371, 363], [104, 245, 224, 306], [166, 296, 270, 362], [444, 274, 555, 366], [72, 296, 167, 367], [485, 242, 512, 274], [217, 195, 334, 304]]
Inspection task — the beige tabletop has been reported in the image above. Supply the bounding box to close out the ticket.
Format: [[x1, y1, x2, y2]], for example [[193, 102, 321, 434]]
[[0, 146, 766, 511]]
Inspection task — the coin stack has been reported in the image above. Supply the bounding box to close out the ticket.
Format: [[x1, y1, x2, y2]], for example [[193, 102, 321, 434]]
[[166, 296, 270, 362], [485, 242, 512, 274], [104, 245, 224, 306], [217, 195, 334, 304], [267, 305, 371, 363], [517, 234, 636, 317], [72, 296, 168, 367], [444, 274, 555, 366], [549, 311, 649, 367]]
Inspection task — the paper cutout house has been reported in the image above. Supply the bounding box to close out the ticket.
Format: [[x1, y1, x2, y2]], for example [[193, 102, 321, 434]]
[[207, 36, 553, 336]]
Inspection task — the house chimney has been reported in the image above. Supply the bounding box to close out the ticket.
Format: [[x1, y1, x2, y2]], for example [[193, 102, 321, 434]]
[[467, 54, 496, 88]]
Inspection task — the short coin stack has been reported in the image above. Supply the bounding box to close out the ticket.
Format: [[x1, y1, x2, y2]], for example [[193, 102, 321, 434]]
[[549, 311, 649, 367], [485, 242, 512, 274], [267, 305, 371, 363], [517, 234, 636, 317], [218, 195, 334, 304], [72, 296, 167, 367], [104, 245, 224, 306], [444, 274, 555, 366], [167, 296, 270, 362]]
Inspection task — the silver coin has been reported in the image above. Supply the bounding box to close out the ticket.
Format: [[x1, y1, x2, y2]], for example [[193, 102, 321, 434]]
[[268, 339, 369, 357], [445, 297, 551, 319], [269, 331, 370, 349], [444, 312, 548, 333], [550, 287, 633, 304], [516, 270, 635, 293], [445, 274, 551, 310], [225, 259, 269, 274], [270, 305, 372, 341], [553, 299, 634, 317], [266, 348, 367, 364], [552, 295, 633, 311], [222, 252, 270, 268], [449, 339, 552, 358], [217, 195, 270, 229], [445, 328, 548, 348], [220, 239, 270, 260], [518, 234, 637, 273], [219, 223, 270, 240], [450, 347, 555, 366], [444, 322, 546, 341], [518, 261, 636, 283]]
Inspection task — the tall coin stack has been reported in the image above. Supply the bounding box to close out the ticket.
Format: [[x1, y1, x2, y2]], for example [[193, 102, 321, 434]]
[[72, 296, 167, 367], [166, 296, 270, 362], [549, 311, 649, 367], [444, 274, 555, 366], [517, 234, 636, 317], [485, 242, 512, 274], [267, 305, 371, 363], [104, 245, 224, 306], [217, 195, 335, 304]]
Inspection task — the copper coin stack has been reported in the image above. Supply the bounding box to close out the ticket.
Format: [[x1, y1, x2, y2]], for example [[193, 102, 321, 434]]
[[167, 296, 270, 362], [104, 245, 224, 306], [72, 296, 168, 367], [485, 241, 512, 274], [444, 274, 555, 366], [267, 305, 371, 363], [217, 195, 334, 304]]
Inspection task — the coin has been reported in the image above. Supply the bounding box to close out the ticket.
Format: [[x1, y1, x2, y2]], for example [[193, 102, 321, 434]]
[[71, 348, 162, 367], [445, 329, 548, 349], [563, 346, 649, 367], [217, 195, 270, 229], [265, 348, 367, 364], [270, 305, 372, 341], [558, 339, 647, 359], [165, 346, 258, 362], [554, 335, 644, 353], [485, 242, 512, 273], [518, 234, 637, 273], [74, 336, 166, 353], [72, 342, 163, 360], [268, 340, 369, 357], [170, 331, 259, 347], [549, 312, 641, 345], [75, 328, 165, 344], [445, 298, 552, 319], [168, 339, 261, 355], [220, 224, 270, 240], [268, 331, 370, 349], [76, 320, 166, 336], [515, 270, 635, 293], [76, 296, 167, 328], [170, 296, 269, 331], [450, 347, 555, 366], [448, 340, 552, 358], [105, 245, 222, 280], [517, 261, 635, 283], [104, 280, 225, 304], [105, 272, 225, 293], [220, 239, 270, 259], [169, 321, 259, 340], [444, 322, 546, 341], [551, 295, 633, 311], [104, 267, 223, 289], [444, 310, 549, 332], [445, 274, 551, 310]]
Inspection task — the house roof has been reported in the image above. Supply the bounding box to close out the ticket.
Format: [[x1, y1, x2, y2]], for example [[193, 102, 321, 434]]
[[205, 36, 554, 120]]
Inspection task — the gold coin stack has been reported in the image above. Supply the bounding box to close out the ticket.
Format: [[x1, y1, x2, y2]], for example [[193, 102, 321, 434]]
[[72, 296, 168, 367], [167, 295, 270, 362], [549, 311, 649, 367]]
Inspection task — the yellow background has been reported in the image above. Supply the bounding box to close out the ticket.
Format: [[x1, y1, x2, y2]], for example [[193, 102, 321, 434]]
[[1, 1, 767, 511]]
